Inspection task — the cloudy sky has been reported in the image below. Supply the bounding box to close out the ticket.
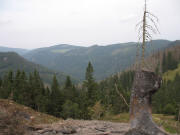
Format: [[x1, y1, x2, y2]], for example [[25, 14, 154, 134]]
[[0, 0, 179, 49]]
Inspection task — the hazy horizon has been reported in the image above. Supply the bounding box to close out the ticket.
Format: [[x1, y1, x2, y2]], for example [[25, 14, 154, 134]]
[[0, 38, 177, 50], [0, 0, 179, 49]]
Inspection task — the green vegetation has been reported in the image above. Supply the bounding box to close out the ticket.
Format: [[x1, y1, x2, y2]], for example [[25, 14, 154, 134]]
[[163, 104, 176, 115], [101, 113, 180, 134], [153, 114, 180, 134], [152, 51, 180, 123], [51, 49, 70, 53], [162, 51, 179, 73], [102, 113, 129, 123], [1, 54, 179, 122], [0, 52, 71, 84], [0, 61, 134, 120], [163, 64, 180, 81], [0, 42, 180, 135], [24, 40, 172, 80]]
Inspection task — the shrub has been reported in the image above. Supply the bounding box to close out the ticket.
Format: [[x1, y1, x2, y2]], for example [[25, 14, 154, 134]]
[[61, 100, 81, 119], [163, 104, 176, 115], [88, 101, 104, 120]]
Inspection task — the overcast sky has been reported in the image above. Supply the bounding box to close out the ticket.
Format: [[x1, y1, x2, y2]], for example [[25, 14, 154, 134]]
[[0, 0, 179, 49]]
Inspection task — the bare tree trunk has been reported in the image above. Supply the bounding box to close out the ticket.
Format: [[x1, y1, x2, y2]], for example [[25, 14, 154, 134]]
[[136, 0, 159, 71], [125, 71, 169, 135], [141, 0, 146, 69]]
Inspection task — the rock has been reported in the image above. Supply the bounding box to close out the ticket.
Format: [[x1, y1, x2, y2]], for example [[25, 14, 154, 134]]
[[29, 120, 129, 135], [126, 70, 168, 135], [60, 127, 77, 134], [37, 129, 53, 134]]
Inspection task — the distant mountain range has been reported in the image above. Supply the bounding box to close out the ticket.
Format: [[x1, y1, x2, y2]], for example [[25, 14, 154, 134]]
[[0, 46, 28, 55], [0, 39, 178, 81], [23, 40, 174, 80], [0, 52, 69, 84]]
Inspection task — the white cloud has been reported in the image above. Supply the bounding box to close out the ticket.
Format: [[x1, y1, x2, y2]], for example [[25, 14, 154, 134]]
[[0, 0, 179, 49]]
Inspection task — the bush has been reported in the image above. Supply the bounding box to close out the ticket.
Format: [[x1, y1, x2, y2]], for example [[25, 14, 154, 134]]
[[61, 100, 81, 119], [88, 101, 104, 120], [163, 104, 176, 115]]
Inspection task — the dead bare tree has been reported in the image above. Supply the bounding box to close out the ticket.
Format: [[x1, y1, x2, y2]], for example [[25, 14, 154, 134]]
[[136, 0, 159, 70], [125, 1, 169, 134]]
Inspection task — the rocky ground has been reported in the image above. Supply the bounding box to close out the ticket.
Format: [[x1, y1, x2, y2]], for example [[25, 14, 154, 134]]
[[28, 119, 130, 135]]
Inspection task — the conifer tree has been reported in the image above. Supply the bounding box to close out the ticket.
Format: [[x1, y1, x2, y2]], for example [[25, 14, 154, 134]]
[[63, 76, 77, 102], [48, 75, 63, 116], [84, 62, 98, 106], [65, 76, 72, 88], [1, 71, 14, 99], [13, 70, 21, 101]]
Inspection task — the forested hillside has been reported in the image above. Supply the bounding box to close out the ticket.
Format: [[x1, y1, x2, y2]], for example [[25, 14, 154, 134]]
[[0, 41, 180, 119], [132, 40, 180, 73], [0, 41, 179, 122], [0, 63, 134, 119], [24, 40, 172, 80], [0, 52, 69, 84]]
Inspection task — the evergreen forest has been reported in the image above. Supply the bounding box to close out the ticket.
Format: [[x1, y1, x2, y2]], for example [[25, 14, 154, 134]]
[[0, 50, 180, 121]]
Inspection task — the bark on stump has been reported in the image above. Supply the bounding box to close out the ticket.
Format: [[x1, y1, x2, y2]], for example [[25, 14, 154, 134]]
[[125, 70, 169, 135]]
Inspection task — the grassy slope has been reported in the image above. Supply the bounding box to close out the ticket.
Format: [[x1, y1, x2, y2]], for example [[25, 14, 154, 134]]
[[101, 113, 180, 134], [0, 99, 60, 126], [163, 64, 180, 81]]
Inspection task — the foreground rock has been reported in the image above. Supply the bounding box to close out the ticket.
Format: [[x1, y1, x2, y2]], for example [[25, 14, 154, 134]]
[[126, 71, 169, 135], [28, 119, 130, 135]]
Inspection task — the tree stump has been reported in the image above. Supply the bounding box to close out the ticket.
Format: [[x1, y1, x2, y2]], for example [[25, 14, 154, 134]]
[[125, 70, 169, 135]]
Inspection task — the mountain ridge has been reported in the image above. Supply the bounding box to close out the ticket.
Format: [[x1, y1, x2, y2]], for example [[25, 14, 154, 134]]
[[0, 52, 71, 84], [23, 39, 173, 80], [0, 46, 29, 55], [0, 39, 177, 81]]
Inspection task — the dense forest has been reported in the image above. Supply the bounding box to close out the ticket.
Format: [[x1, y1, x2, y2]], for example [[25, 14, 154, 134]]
[[0, 50, 179, 121], [0, 63, 133, 120]]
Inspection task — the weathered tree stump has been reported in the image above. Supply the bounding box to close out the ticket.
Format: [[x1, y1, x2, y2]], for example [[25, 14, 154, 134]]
[[125, 70, 169, 135]]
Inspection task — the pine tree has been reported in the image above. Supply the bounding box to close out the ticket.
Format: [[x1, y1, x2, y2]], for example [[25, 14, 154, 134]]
[[84, 62, 98, 106], [65, 76, 72, 88], [85, 62, 94, 82], [13, 70, 21, 101], [48, 75, 63, 116], [63, 76, 77, 102], [1, 71, 14, 99]]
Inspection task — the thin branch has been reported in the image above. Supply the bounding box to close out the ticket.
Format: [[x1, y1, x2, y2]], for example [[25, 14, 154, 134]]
[[147, 12, 159, 22], [136, 20, 143, 28], [115, 83, 129, 108], [148, 17, 160, 34], [145, 24, 157, 34]]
